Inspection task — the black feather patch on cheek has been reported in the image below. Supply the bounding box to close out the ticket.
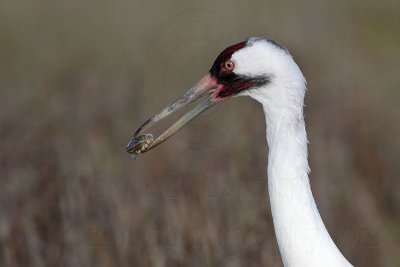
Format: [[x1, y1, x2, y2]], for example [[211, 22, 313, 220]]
[[208, 40, 270, 100], [216, 75, 270, 99]]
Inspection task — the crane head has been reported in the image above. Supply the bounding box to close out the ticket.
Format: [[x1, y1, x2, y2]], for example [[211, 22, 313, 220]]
[[127, 37, 300, 157]]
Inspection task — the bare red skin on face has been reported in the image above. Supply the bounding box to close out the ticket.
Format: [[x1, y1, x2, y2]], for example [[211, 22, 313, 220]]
[[209, 42, 246, 78], [208, 40, 270, 102]]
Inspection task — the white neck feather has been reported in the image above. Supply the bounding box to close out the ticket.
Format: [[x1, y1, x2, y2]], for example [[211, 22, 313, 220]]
[[263, 106, 352, 267], [237, 40, 353, 267]]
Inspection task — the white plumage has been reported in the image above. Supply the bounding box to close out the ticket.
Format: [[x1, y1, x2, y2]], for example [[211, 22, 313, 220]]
[[127, 37, 354, 267], [235, 38, 352, 267]]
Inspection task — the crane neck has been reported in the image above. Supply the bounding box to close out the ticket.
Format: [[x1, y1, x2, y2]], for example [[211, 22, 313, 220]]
[[258, 93, 353, 267]]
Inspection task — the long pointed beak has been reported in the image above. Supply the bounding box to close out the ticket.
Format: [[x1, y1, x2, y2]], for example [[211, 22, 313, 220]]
[[126, 74, 220, 157]]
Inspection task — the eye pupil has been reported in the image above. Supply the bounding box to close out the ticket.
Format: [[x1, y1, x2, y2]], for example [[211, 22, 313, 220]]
[[225, 60, 234, 71]]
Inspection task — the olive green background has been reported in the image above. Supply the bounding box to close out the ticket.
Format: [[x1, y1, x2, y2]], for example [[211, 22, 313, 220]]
[[1, 0, 399, 266]]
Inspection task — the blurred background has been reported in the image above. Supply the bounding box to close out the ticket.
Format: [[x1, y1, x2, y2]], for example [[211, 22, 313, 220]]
[[1, 0, 399, 266]]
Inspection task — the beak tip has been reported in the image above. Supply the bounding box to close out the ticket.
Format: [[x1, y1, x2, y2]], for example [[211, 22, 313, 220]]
[[127, 74, 216, 158], [126, 134, 154, 155], [126, 139, 136, 153]]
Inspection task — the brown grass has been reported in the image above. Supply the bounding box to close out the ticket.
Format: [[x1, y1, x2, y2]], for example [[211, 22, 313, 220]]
[[1, 0, 400, 266]]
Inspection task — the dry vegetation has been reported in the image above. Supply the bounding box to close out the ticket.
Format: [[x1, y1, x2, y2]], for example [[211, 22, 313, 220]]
[[1, 0, 399, 266]]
